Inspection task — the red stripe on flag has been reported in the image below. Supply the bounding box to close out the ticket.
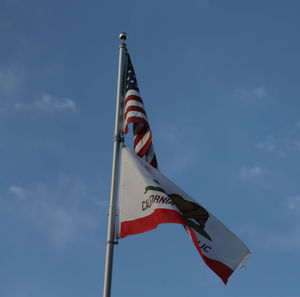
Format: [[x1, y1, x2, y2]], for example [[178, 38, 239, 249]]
[[133, 123, 148, 138], [125, 94, 143, 105], [120, 209, 186, 238], [125, 117, 149, 134], [133, 126, 149, 146], [150, 155, 158, 168], [120, 208, 233, 284], [187, 226, 233, 284], [125, 106, 147, 119], [124, 55, 158, 169], [135, 132, 152, 158]]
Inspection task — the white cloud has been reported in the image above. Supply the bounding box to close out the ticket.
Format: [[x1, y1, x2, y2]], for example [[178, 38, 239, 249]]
[[264, 196, 300, 250], [236, 222, 300, 252], [252, 87, 266, 98], [267, 230, 300, 251], [256, 134, 300, 158], [240, 165, 263, 179], [0, 68, 18, 93], [9, 185, 27, 199], [13, 102, 28, 110], [5, 176, 101, 246], [45, 205, 96, 245], [234, 86, 267, 101], [35, 94, 76, 111], [91, 198, 109, 208], [288, 196, 300, 213], [14, 93, 77, 112], [256, 135, 276, 152]]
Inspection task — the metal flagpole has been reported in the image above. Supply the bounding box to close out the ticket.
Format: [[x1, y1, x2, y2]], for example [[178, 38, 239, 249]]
[[103, 32, 127, 297]]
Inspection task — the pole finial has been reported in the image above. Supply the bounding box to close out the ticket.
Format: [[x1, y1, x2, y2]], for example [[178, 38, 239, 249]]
[[119, 32, 127, 42]]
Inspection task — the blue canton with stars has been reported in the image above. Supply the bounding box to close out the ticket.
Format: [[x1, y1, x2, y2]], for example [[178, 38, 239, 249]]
[[126, 55, 140, 93]]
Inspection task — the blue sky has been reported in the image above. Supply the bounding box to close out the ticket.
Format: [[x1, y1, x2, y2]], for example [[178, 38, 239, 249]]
[[1, 0, 300, 296]]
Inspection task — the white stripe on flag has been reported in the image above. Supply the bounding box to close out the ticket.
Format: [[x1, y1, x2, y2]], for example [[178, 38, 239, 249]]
[[126, 89, 141, 98], [134, 130, 151, 153], [125, 100, 145, 111], [125, 111, 148, 123]]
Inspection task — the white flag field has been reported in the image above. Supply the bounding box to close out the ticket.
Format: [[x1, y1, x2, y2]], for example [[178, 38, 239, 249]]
[[117, 146, 250, 284]]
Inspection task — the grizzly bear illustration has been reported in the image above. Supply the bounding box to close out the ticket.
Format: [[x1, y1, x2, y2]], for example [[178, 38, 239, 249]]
[[168, 193, 209, 229]]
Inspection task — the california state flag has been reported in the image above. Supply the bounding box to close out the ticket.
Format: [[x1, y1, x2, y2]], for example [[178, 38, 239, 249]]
[[117, 147, 250, 284]]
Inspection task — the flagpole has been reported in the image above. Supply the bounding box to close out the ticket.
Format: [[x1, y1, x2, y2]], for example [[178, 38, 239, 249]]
[[103, 33, 127, 297]]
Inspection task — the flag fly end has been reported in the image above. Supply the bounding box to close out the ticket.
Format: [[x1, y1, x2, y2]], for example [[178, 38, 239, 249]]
[[238, 253, 251, 269]]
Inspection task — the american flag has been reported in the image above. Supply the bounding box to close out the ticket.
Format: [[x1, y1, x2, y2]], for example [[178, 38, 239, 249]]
[[124, 54, 158, 169]]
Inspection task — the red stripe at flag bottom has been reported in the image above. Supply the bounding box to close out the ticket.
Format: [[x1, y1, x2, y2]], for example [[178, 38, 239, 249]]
[[119, 208, 234, 284]]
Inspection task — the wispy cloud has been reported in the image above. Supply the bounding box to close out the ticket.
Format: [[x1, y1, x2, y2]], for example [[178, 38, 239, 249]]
[[0, 68, 18, 93], [5, 176, 105, 246], [236, 221, 300, 252], [240, 165, 263, 179], [34, 94, 76, 111], [9, 185, 27, 199], [263, 196, 300, 251], [256, 133, 300, 158], [234, 86, 267, 101], [14, 93, 77, 112], [252, 87, 266, 98], [288, 196, 300, 213], [91, 198, 109, 208], [256, 135, 276, 152], [267, 230, 300, 251]]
